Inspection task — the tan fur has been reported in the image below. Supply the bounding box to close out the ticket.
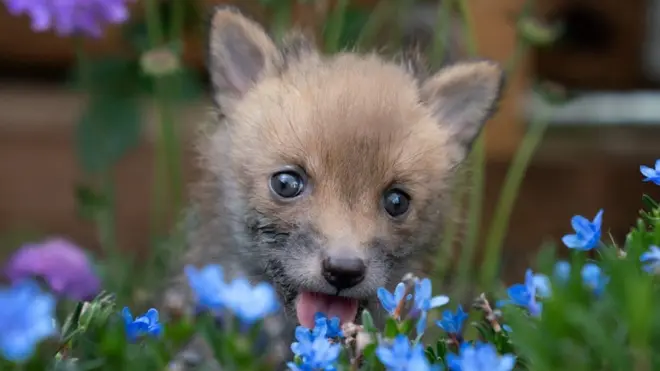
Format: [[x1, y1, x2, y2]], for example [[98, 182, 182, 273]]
[[164, 6, 504, 370]]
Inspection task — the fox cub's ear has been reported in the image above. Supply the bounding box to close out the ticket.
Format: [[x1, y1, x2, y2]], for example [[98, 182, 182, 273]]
[[420, 60, 505, 158], [207, 7, 278, 109]]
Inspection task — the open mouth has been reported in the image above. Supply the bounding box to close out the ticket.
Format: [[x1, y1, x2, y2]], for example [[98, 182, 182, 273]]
[[295, 291, 360, 329]]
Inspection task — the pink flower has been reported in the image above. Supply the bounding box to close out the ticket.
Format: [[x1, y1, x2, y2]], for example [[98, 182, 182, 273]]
[[4, 238, 101, 301]]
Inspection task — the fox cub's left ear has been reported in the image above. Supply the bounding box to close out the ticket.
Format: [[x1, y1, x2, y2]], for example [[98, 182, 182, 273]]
[[207, 7, 279, 110], [420, 60, 505, 158]]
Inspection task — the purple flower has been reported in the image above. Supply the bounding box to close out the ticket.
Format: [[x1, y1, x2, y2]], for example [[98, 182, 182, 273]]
[[2, 0, 134, 38], [4, 238, 101, 301]]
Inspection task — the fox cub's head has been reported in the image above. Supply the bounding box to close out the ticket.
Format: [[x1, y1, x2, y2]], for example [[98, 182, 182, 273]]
[[199, 7, 504, 328]]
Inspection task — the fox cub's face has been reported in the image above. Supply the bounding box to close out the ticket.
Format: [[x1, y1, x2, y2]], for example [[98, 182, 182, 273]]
[[201, 8, 504, 328]]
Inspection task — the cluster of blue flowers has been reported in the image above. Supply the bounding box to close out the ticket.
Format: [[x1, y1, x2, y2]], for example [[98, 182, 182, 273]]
[[374, 278, 516, 371], [497, 160, 660, 319], [184, 264, 280, 325], [289, 314, 344, 371], [0, 155, 658, 370]]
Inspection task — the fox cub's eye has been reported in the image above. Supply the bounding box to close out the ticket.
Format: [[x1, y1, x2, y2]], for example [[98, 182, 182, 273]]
[[383, 188, 411, 218], [270, 170, 305, 199]]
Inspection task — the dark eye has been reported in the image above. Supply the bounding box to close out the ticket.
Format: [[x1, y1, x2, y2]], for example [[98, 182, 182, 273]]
[[269, 170, 305, 199], [383, 188, 411, 218]]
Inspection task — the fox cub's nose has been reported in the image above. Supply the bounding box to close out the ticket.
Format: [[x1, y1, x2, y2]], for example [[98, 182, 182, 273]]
[[322, 255, 366, 290]]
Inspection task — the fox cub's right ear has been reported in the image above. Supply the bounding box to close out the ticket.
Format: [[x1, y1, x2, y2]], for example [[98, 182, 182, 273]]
[[207, 7, 278, 109]]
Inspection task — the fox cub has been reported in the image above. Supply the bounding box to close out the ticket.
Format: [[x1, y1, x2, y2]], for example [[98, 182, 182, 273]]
[[165, 5, 504, 368]]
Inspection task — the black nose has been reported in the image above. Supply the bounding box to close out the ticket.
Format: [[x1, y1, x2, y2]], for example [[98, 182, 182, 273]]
[[322, 255, 366, 290]]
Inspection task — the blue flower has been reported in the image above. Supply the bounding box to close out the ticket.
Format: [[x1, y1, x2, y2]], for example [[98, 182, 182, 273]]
[[532, 273, 552, 298], [412, 278, 450, 315], [640, 159, 660, 185], [222, 278, 279, 325], [553, 261, 572, 282], [580, 264, 609, 296], [376, 335, 441, 371], [550, 261, 609, 296], [314, 312, 343, 338], [409, 278, 450, 337], [640, 245, 660, 273], [377, 282, 410, 317], [446, 342, 515, 371], [561, 209, 603, 251], [289, 324, 341, 371], [436, 305, 469, 335], [497, 269, 543, 317], [0, 280, 57, 362], [122, 307, 163, 342], [185, 264, 227, 311]]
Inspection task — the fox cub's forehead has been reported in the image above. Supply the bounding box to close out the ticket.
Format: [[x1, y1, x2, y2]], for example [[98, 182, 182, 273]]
[[228, 54, 454, 189]]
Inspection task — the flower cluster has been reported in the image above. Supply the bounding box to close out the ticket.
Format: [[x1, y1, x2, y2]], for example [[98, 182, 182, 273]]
[[185, 264, 280, 325], [2, 0, 134, 38], [1, 150, 659, 371]]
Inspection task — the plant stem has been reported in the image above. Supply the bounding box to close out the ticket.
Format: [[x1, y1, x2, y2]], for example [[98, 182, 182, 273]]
[[453, 0, 483, 300], [270, 0, 292, 41], [429, 0, 455, 69], [96, 171, 117, 259], [354, 0, 394, 50], [479, 109, 550, 291], [74, 39, 118, 259], [169, 0, 186, 41], [432, 0, 462, 282], [324, 0, 349, 54], [144, 0, 184, 238]]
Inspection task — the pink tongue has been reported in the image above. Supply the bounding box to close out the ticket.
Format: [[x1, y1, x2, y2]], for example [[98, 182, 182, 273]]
[[295, 291, 359, 329]]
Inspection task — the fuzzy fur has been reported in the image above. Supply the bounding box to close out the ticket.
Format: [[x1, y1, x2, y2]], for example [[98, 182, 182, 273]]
[[162, 6, 505, 370]]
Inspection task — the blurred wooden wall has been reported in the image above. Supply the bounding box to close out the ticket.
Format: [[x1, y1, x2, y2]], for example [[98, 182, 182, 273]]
[[1, 0, 659, 282]]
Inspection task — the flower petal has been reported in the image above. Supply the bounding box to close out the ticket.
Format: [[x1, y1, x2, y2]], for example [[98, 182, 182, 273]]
[[393, 282, 406, 303], [562, 234, 585, 249], [497, 354, 517, 371], [570, 215, 591, 234], [592, 209, 604, 228], [429, 295, 450, 309], [377, 287, 395, 313]]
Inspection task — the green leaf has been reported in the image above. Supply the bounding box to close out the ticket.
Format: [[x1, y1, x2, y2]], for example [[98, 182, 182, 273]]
[[61, 302, 85, 341], [70, 57, 142, 96], [361, 309, 377, 333], [384, 317, 399, 338], [76, 94, 143, 174], [74, 184, 109, 220], [398, 319, 414, 336], [642, 194, 659, 211]]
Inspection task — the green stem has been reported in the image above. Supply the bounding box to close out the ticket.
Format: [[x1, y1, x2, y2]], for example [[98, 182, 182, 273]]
[[355, 0, 390, 50], [453, 0, 482, 299], [454, 134, 485, 299], [144, 0, 184, 238], [434, 170, 467, 282], [270, 1, 292, 41], [456, 0, 478, 55], [355, 0, 402, 51], [429, 0, 455, 69], [74, 39, 118, 258], [479, 109, 550, 291], [169, 0, 186, 41], [324, 0, 350, 54]]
